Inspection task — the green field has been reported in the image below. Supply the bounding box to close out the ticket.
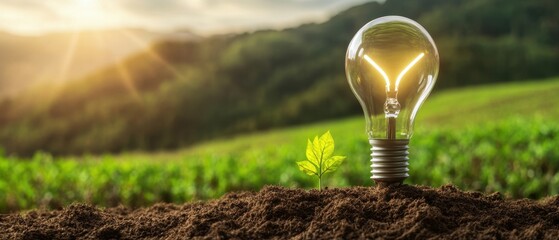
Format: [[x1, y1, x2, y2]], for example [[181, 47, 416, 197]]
[[2, 77, 559, 212]]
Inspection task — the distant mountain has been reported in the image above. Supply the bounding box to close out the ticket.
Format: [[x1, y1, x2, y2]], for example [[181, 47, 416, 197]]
[[0, 0, 558, 156], [0, 29, 199, 96]]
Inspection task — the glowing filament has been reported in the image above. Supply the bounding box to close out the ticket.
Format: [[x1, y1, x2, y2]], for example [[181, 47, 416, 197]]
[[364, 55, 391, 89], [396, 53, 424, 91], [364, 53, 425, 91]]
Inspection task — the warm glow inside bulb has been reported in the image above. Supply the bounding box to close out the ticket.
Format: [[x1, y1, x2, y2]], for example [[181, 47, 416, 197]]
[[345, 16, 439, 184], [363, 52, 425, 92], [363, 54, 391, 90], [345, 16, 439, 140]]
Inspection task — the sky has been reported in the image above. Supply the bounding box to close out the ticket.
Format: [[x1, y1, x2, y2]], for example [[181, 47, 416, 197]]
[[0, 0, 374, 36]]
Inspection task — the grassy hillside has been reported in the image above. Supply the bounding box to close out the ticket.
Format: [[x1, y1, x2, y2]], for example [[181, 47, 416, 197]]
[[2, 77, 559, 212], [187, 76, 559, 153], [1, 0, 558, 155]]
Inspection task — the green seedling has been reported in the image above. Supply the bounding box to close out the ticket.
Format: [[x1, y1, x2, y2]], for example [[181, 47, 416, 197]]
[[297, 131, 346, 190]]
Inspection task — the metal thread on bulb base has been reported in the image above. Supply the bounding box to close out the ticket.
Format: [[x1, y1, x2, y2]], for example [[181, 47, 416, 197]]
[[370, 139, 410, 185]]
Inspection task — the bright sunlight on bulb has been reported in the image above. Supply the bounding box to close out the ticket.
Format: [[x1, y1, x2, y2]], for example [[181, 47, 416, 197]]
[[345, 16, 439, 186]]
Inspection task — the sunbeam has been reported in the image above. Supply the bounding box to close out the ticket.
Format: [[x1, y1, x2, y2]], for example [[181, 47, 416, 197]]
[[58, 31, 81, 84], [94, 31, 142, 102], [41, 30, 82, 110], [116, 61, 143, 102], [120, 30, 185, 81]]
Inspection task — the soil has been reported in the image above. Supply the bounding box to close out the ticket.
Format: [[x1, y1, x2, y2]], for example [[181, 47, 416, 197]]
[[1, 184, 559, 239]]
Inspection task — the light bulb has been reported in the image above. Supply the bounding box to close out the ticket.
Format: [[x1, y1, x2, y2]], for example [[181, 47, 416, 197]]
[[345, 16, 439, 185]]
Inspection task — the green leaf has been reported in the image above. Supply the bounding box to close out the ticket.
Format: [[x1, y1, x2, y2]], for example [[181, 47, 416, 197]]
[[311, 136, 322, 163], [305, 139, 318, 165], [319, 131, 334, 160], [297, 131, 347, 189], [296, 161, 318, 176], [307, 131, 334, 168], [323, 155, 346, 174]]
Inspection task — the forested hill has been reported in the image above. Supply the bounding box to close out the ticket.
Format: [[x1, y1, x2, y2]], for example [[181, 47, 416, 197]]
[[1, 0, 558, 155]]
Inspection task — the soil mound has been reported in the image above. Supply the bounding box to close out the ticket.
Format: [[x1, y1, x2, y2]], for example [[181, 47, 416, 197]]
[[1, 185, 559, 239]]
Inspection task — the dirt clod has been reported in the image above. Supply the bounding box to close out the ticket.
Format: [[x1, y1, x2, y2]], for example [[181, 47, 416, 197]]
[[1, 184, 558, 239]]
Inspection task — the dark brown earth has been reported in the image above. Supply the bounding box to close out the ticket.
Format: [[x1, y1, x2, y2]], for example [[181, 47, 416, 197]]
[[1, 184, 559, 239]]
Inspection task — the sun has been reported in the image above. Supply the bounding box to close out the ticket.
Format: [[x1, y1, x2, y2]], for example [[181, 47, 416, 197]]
[[77, 0, 98, 9], [69, 0, 104, 27]]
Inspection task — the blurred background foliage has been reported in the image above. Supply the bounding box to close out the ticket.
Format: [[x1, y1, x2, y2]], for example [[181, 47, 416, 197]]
[[1, 0, 558, 155], [0, 0, 559, 212]]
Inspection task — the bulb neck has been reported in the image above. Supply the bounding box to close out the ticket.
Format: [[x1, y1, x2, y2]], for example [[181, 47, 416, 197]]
[[369, 139, 410, 186]]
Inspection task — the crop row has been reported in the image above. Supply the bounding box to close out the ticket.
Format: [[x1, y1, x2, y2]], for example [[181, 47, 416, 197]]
[[0, 116, 558, 212]]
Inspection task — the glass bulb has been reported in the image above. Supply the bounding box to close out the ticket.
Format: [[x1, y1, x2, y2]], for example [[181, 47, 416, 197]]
[[345, 16, 439, 184]]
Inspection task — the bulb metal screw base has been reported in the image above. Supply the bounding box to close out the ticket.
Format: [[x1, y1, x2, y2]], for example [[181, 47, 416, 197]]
[[370, 139, 410, 185]]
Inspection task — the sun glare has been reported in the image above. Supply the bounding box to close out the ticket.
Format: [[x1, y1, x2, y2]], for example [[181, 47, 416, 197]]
[[47, 0, 183, 104], [77, 0, 97, 8], [70, 0, 104, 27]]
